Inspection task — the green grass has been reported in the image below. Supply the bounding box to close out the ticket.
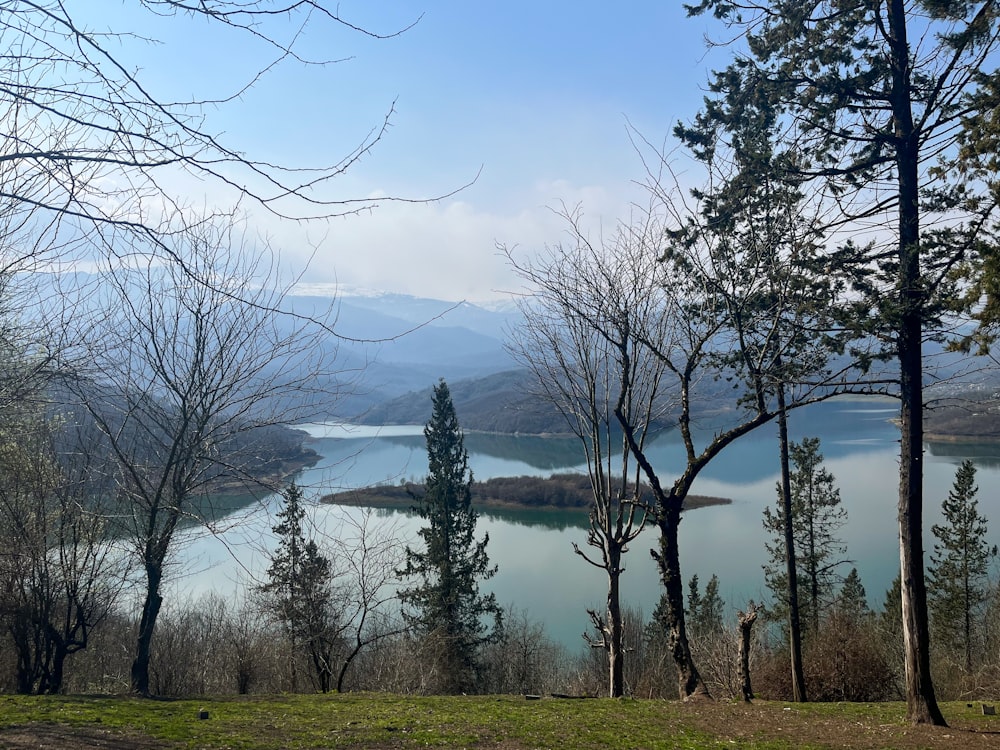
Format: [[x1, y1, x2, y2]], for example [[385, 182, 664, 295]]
[[0, 693, 992, 749]]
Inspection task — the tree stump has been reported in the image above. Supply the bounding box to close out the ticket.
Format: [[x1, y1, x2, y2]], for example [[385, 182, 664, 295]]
[[738, 602, 759, 703]]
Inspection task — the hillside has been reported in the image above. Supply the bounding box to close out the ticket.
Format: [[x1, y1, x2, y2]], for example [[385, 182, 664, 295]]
[[354, 369, 575, 434], [925, 391, 1000, 441]]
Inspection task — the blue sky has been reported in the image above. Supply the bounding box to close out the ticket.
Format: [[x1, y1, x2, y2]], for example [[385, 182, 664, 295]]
[[91, 2, 727, 301]]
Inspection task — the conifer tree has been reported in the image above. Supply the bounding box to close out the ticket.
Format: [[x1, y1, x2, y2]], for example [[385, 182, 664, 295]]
[[260, 482, 339, 692], [685, 574, 725, 641], [682, 0, 1000, 724], [398, 380, 502, 693], [928, 460, 995, 672], [837, 568, 870, 623], [763, 437, 847, 633]]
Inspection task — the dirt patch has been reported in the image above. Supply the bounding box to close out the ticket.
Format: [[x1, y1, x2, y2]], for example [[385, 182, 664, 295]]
[[676, 701, 1000, 750], [0, 723, 170, 749]]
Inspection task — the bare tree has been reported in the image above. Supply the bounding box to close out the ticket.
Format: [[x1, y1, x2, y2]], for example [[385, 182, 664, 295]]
[[58, 218, 342, 695], [0, 2, 428, 253], [0, 413, 122, 694], [510, 165, 873, 700], [328, 507, 408, 693], [506, 205, 666, 697], [738, 603, 760, 703]]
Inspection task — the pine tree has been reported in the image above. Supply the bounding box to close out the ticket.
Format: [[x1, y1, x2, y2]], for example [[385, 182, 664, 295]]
[[685, 574, 725, 641], [836, 568, 869, 623], [260, 482, 339, 692], [928, 460, 995, 672], [681, 0, 1000, 724], [398, 380, 502, 693], [763, 437, 847, 633]]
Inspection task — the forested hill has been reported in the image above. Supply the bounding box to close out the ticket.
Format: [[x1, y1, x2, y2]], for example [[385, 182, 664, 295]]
[[924, 391, 1000, 442], [354, 367, 1000, 441], [354, 370, 578, 435]]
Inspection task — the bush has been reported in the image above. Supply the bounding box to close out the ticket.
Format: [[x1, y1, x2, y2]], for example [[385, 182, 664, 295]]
[[754, 612, 897, 702]]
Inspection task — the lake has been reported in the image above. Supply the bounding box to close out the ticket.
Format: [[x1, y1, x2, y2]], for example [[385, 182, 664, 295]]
[[171, 397, 1000, 651]]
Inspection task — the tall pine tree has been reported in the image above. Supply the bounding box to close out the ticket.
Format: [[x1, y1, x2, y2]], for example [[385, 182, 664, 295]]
[[928, 459, 995, 672], [682, 1, 1000, 724], [398, 380, 502, 693], [763, 437, 848, 633]]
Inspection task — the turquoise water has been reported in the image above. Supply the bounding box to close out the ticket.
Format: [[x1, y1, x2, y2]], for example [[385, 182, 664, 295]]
[[173, 398, 1000, 650]]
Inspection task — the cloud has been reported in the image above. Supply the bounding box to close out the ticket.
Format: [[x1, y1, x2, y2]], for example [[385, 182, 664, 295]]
[[268, 178, 645, 302]]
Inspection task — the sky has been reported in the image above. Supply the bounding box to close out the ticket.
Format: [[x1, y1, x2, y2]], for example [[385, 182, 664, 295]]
[[86, 2, 730, 302]]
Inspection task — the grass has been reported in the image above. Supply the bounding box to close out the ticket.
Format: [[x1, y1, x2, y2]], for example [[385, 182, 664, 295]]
[[0, 693, 996, 749]]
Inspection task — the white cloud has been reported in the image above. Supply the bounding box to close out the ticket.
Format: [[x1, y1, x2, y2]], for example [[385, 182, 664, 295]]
[[266, 178, 645, 302]]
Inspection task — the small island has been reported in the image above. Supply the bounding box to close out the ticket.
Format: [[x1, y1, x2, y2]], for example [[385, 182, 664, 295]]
[[321, 472, 731, 514]]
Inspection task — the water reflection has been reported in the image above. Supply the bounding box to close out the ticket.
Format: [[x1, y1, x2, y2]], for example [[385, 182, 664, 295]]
[[176, 398, 1000, 650]]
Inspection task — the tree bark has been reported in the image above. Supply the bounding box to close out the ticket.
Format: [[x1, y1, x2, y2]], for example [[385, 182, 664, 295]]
[[738, 604, 759, 703], [607, 545, 624, 698], [131, 559, 164, 696], [655, 504, 711, 700], [886, 0, 946, 727], [776, 391, 807, 702]]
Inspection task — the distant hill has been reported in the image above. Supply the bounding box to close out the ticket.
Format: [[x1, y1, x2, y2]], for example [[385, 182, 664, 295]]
[[283, 292, 522, 421], [925, 389, 1000, 441], [353, 369, 572, 434]]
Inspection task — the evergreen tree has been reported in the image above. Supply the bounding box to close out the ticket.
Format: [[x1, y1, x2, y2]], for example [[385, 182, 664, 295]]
[[398, 380, 502, 693], [763, 437, 847, 633], [836, 568, 870, 623], [260, 482, 340, 692], [928, 460, 996, 672], [682, 0, 1000, 725], [685, 574, 725, 641]]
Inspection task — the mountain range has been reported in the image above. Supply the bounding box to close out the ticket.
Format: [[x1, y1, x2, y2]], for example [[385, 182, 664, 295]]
[[322, 290, 1000, 439]]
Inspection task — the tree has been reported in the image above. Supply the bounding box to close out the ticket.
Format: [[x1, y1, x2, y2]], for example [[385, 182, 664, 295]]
[[763, 437, 848, 634], [683, 0, 1000, 724], [837, 568, 870, 623], [737, 602, 759, 703], [928, 459, 995, 672], [506, 207, 661, 697], [774, 405, 807, 702], [324, 507, 409, 693], [260, 482, 340, 692], [508, 162, 857, 699], [686, 574, 725, 642], [398, 380, 502, 694], [0, 2, 420, 266], [58, 220, 338, 696], [0, 299, 120, 695], [0, 412, 121, 694]]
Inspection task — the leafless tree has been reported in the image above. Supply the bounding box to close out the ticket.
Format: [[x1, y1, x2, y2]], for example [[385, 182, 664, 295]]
[[506, 205, 668, 697], [0, 408, 124, 694], [511, 167, 878, 700], [327, 507, 408, 693], [57, 217, 344, 695], [738, 603, 759, 702], [0, 1, 432, 257]]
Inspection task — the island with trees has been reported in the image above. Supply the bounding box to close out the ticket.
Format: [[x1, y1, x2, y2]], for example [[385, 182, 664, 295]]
[[322, 473, 730, 515]]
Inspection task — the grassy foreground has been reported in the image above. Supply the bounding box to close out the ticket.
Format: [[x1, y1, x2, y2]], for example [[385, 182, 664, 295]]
[[0, 693, 997, 749]]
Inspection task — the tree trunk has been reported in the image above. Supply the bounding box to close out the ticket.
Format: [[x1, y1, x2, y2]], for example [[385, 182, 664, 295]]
[[738, 604, 758, 703], [607, 549, 624, 698], [655, 504, 711, 700], [886, 0, 946, 727], [46, 642, 67, 695], [776, 392, 807, 701], [131, 560, 164, 696]]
